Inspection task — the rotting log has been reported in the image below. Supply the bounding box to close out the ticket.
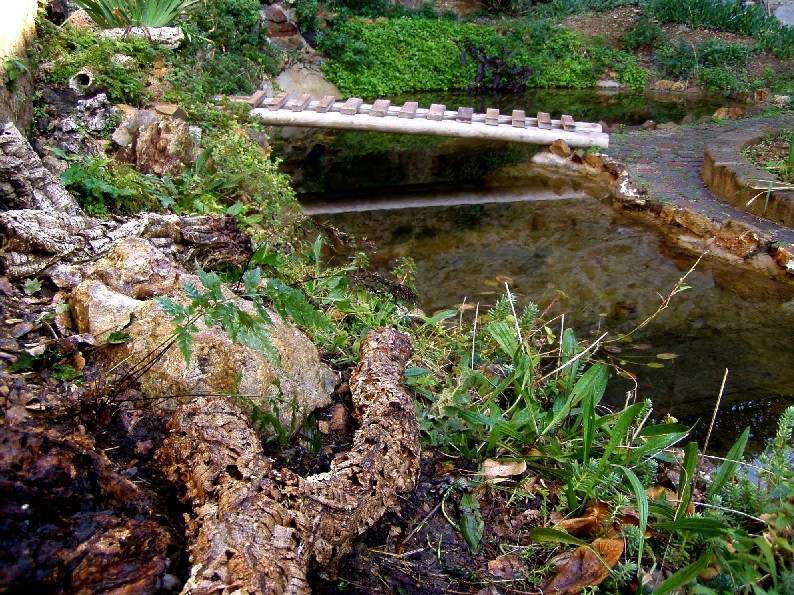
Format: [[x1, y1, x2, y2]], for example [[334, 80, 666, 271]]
[[0, 119, 82, 215], [0, 209, 251, 279], [156, 328, 420, 594]]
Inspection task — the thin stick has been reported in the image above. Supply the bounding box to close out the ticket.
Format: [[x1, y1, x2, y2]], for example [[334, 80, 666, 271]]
[[536, 331, 608, 384], [700, 368, 729, 471], [505, 282, 526, 354], [471, 302, 479, 369]]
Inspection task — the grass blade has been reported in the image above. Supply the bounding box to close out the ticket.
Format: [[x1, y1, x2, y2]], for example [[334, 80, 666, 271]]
[[617, 465, 648, 571], [676, 441, 698, 520], [652, 552, 710, 594], [708, 426, 750, 497]]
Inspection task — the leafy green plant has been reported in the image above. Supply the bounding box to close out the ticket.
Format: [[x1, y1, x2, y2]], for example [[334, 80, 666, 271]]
[[72, 0, 198, 28], [60, 153, 160, 216], [621, 15, 664, 51], [3, 55, 27, 87], [33, 25, 156, 104]]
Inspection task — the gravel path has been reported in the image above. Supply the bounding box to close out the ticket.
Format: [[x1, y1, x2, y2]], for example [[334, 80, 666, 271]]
[[608, 114, 794, 246]]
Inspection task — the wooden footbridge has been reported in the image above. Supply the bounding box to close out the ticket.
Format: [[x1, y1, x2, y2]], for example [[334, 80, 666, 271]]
[[243, 92, 609, 149]]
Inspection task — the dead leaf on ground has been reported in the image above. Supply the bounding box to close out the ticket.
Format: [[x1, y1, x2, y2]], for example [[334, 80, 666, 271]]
[[646, 486, 695, 515], [487, 553, 524, 580], [482, 458, 527, 481], [543, 538, 624, 594], [553, 499, 611, 537]]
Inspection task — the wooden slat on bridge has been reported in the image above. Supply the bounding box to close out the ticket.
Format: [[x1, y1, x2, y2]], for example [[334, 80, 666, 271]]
[[250, 94, 609, 148]]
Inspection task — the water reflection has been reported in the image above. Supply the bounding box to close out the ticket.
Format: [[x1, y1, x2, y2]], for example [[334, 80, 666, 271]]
[[305, 192, 794, 451]]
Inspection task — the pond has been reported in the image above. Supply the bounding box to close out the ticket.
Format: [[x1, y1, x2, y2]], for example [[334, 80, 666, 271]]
[[276, 90, 793, 453]]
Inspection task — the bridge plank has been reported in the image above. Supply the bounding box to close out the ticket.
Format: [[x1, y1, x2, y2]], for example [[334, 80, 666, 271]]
[[427, 104, 446, 121], [341, 97, 364, 115], [561, 114, 575, 131], [248, 90, 268, 108], [485, 108, 500, 126], [268, 92, 290, 111], [398, 102, 418, 119], [291, 93, 312, 112], [456, 106, 474, 123], [316, 95, 336, 113], [537, 112, 552, 129], [370, 99, 391, 117], [512, 110, 526, 128]]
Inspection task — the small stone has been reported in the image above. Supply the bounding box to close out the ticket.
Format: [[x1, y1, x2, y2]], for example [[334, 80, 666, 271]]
[[641, 120, 656, 130], [548, 139, 572, 159], [654, 80, 675, 91], [670, 81, 687, 92], [673, 208, 719, 237], [656, 122, 678, 130], [712, 107, 745, 120]]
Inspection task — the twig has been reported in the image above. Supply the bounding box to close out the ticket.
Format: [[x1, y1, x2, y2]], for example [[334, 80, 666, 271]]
[[535, 331, 608, 384], [700, 368, 729, 473]]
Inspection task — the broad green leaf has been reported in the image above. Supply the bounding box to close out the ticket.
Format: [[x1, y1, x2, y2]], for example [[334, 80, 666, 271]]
[[676, 441, 699, 520], [542, 362, 609, 437], [638, 423, 691, 437], [709, 426, 750, 497], [652, 517, 731, 536], [459, 492, 484, 553], [652, 553, 710, 594], [617, 465, 648, 571], [421, 309, 458, 327], [486, 320, 519, 357]]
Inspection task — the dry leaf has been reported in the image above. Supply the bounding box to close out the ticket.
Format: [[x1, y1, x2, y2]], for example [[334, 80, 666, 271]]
[[646, 486, 695, 514], [487, 553, 524, 579], [544, 538, 624, 593], [655, 353, 679, 360], [483, 458, 527, 481], [554, 500, 610, 538]]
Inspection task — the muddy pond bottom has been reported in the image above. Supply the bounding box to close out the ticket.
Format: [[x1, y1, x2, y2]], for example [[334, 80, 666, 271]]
[[304, 189, 794, 453]]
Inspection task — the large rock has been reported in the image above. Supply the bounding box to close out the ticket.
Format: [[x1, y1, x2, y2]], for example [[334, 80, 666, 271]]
[[68, 237, 335, 435], [113, 107, 198, 176]]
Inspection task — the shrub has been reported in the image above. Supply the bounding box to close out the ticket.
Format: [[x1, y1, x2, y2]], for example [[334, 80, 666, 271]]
[[698, 66, 747, 93], [621, 15, 664, 51], [34, 25, 155, 105], [653, 39, 753, 82]]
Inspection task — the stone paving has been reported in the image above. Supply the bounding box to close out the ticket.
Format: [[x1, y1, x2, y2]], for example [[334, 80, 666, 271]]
[[608, 114, 794, 246]]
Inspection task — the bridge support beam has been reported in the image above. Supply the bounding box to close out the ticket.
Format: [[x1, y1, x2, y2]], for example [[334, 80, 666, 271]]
[[250, 107, 609, 149]]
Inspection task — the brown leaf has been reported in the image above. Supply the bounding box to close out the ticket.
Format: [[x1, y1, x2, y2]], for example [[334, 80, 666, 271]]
[[544, 538, 624, 594], [482, 458, 527, 481], [487, 553, 524, 579], [646, 486, 695, 515], [553, 500, 610, 538]]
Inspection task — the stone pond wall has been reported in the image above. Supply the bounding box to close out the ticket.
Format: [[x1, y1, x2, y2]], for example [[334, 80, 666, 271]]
[[0, 0, 38, 132]]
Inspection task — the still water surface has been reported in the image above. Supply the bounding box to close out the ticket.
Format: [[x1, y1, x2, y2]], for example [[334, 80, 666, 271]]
[[283, 90, 792, 451]]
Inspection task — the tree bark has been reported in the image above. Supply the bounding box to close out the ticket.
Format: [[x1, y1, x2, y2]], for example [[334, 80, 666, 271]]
[[0, 119, 82, 215], [0, 209, 251, 279], [156, 328, 420, 594]]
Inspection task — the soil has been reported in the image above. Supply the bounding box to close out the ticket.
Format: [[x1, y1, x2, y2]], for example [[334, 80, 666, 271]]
[[563, 6, 792, 84]]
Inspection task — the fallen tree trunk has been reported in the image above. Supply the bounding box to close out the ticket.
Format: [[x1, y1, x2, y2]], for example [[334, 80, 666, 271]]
[[0, 209, 251, 279], [156, 328, 420, 594], [0, 119, 82, 215]]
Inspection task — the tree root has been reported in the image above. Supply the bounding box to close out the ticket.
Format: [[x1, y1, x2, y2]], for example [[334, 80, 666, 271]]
[[0, 209, 251, 279], [156, 328, 420, 594]]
